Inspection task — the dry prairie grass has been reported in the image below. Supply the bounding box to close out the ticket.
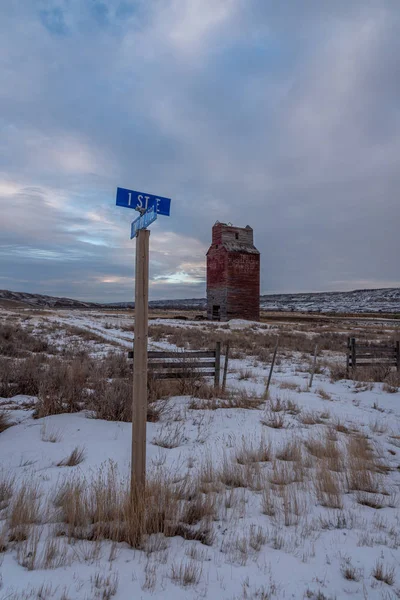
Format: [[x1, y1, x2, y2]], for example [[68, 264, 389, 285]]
[[0, 354, 43, 398], [280, 485, 306, 526], [148, 322, 349, 360], [170, 558, 202, 586], [314, 468, 344, 509], [152, 423, 187, 449], [261, 485, 277, 516], [35, 358, 91, 417], [298, 412, 323, 426], [284, 398, 302, 415], [40, 421, 62, 443], [189, 388, 263, 411], [235, 436, 272, 464], [345, 434, 389, 495], [238, 368, 253, 381], [276, 439, 302, 462], [260, 410, 286, 429], [316, 387, 332, 400], [219, 454, 249, 489], [57, 446, 86, 467], [372, 560, 395, 585], [304, 434, 340, 461], [340, 556, 361, 582], [279, 381, 299, 391], [91, 570, 119, 598], [0, 410, 12, 434], [0, 323, 54, 357], [53, 463, 215, 548], [369, 418, 388, 435], [269, 460, 302, 486], [268, 395, 286, 412], [0, 469, 15, 510], [355, 491, 391, 509], [8, 481, 42, 541]]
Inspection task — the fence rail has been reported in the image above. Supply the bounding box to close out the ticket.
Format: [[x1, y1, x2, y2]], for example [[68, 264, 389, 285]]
[[346, 337, 400, 376], [128, 342, 221, 387]]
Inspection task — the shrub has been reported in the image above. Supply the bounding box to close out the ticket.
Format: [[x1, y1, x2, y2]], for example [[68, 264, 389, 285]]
[[0, 323, 52, 357], [34, 358, 89, 417], [89, 379, 131, 422]]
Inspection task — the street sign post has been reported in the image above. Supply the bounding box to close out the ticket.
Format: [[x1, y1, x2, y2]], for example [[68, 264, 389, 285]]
[[116, 186, 171, 216], [116, 186, 171, 501], [131, 207, 157, 239]]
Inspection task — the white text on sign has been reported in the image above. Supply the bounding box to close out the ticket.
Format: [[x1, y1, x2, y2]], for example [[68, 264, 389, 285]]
[[128, 193, 161, 213]]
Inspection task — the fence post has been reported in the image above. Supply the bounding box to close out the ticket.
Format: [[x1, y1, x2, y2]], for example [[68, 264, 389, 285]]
[[346, 337, 350, 378], [214, 342, 221, 390], [351, 337, 356, 377], [309, 344, 318, 389], [396, 340, 400, 373], [265, 337, 279, 397], [222, 341, 230, 393]]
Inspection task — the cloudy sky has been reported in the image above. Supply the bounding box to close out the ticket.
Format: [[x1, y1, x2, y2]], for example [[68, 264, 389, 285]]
[[1, 1, 399, 302]]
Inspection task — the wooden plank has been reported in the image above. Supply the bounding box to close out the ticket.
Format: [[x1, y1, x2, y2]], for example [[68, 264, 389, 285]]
[[350, 357, 397, 364], [148, 360, 216, 369], [357, 352, 397, 360], [150, 350, 215, 359], [153, 371, 216, 380], [128, 350, 216, 359], [355, 346, 396, 353], [354, 361, 397, 367]]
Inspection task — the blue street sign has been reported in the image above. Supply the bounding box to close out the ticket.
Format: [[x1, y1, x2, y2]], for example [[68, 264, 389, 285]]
[[130, 207, 158, 239], [116, 187, 171, 217]]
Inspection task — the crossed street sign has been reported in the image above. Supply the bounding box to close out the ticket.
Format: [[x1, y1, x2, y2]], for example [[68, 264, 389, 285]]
[[130, 206, 157, 239]]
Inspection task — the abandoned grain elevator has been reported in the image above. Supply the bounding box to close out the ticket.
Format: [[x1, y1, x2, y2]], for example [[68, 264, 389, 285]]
[[206, 222, 260, 321]]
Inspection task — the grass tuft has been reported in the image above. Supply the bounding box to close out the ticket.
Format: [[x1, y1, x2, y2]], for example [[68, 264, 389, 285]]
[[57, 446, 86, 467]]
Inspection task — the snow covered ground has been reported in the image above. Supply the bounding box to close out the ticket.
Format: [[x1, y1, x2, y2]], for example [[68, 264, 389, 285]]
[[1, 309, 400, 599]]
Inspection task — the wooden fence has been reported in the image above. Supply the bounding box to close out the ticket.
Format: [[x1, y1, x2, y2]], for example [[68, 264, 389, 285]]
[[346, 337, 400, 376], [128, 342, 221, 387]]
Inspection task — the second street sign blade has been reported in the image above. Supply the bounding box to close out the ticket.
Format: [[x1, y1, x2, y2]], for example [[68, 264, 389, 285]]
[[116, 187, 171, 216], [130, 207, 158, 239]]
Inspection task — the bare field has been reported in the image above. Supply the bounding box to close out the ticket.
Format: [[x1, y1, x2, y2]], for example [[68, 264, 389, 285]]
[[0, 306, 400, 600]]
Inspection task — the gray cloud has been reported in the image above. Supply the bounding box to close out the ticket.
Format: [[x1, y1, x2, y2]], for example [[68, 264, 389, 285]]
[[0, 0, 399, 301]]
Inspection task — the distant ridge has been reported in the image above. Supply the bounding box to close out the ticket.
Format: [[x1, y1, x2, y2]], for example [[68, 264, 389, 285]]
[[0, 288, 399, 314]]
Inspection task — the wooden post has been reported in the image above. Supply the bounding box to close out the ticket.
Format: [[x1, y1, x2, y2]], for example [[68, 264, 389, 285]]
[[265, 338, 279, 397], [309, 344, 318, 388], [346, 337, 350, 378], [221, 341, 230, 393], [214, 341, 221, 390], [131, 228, 150, 498], [396, 340, 400, 373], [351, 337, 356, 377]]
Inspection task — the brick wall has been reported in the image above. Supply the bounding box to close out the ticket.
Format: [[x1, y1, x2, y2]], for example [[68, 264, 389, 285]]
[[226, 253, 260, 321]]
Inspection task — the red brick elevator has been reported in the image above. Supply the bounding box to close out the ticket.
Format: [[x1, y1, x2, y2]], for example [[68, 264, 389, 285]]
[[206, 222, 260, 321]]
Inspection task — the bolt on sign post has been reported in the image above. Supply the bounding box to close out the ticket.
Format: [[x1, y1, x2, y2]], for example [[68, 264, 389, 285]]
[[116, 187, 171, 498]]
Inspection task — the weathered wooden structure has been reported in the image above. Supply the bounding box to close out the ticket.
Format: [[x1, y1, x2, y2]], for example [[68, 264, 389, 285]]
[[206, 222, 260, 321], [129, 342, 221, 388], [346, 337, 400, 376]]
